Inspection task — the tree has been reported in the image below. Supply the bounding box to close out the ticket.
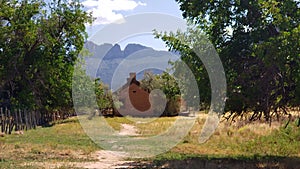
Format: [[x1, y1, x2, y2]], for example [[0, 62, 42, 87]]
[[0, 0, 93, 123], [95, 79, 116, 112], [159, 0, 300, 121], [140, 71, 181, 116]]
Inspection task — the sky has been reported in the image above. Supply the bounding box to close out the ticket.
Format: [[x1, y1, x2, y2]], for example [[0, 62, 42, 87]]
[[81, 0, 184, 50]]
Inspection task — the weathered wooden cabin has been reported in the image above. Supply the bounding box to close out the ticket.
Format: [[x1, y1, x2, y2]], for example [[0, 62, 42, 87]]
[[114, 73, 154, 117]]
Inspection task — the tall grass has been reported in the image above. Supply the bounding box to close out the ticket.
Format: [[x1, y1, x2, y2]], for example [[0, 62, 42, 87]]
[[1, 114, 299, 168]]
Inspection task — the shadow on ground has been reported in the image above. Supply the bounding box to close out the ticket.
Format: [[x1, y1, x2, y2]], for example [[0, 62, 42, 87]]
[[115, 156, 300, 169]]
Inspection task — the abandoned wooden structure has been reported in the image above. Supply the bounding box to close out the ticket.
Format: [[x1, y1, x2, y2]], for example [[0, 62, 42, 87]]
[[102, 72, 183, 117], [113, 73, 153, 117]]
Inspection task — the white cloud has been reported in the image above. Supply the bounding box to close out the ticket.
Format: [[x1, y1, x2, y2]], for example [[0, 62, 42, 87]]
[[82, 0, 99, 7], [82, 0, 147, 25]]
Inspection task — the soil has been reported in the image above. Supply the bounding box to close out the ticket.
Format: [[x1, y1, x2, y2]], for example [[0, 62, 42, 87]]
[[78, 150, 134, 169], [118, 124, 139, 136]]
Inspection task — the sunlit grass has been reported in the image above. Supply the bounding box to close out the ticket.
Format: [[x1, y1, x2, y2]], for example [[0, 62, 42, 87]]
[[93, 116, 177, 136], [157, 117, 300, 160], [0, 117, 99, 168], [1, 113, 299, 168]]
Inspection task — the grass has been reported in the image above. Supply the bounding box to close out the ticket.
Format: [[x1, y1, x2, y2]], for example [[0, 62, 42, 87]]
[[0, 117, 99, 169], [105, 116, 176, 136], [1, 118, 98, 152], [80, 113, 300, 159], [0, 114, 299, 168], [149, 117, 300, 167], [103, 114, 300, 158], [141, 117, 300, 168], [241, 124, 300, 156]]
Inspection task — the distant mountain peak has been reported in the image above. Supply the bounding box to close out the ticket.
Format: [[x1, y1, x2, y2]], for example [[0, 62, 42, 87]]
[[124, 43, 150, 49], [84, 41, 176, 86], [123, 43, 151, 57]]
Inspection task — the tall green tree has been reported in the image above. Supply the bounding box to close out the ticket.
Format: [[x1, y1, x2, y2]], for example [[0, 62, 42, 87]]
[[160, 0, 300, 121], [140, 71, 181, 116], [0, 0, 92, 121]]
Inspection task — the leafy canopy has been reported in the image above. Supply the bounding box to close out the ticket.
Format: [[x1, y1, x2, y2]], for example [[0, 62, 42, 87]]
[[0, 0, 93, 115], [159, 0, 300, 120]]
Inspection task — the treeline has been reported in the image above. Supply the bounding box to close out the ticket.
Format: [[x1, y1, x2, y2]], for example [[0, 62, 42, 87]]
[[0, 0, 93, 131], [157, 0, 300, 122]]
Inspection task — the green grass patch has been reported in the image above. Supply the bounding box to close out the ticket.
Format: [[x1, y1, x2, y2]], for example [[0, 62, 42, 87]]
[[1, 117, 98, 152], [0, 117, 99, 168], [240, 124, 300, 156]]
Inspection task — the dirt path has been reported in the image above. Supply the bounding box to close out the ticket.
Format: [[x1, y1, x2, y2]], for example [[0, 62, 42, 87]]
[[24, 124, 141, 169], [79, 123, 140, 169], [78, 150, 134, 169], [25, 150, 136, 169], [118, 123, 139, 136]]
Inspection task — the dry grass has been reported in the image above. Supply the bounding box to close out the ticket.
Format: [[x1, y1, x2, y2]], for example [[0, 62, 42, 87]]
[[102, 116, 176, 136], [0, 117, 99, 168], [1, 112, 299, 168], [158, 112, 300, 159], [80, 112, 299, 158]]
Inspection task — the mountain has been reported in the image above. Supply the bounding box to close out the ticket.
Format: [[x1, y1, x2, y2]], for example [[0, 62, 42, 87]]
[[84, 41, 151, 60], [84, 41, 179, 87], [123, 44, 150, 57]]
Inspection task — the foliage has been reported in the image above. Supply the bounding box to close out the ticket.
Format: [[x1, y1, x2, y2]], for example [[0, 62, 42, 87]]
[[95, 79, 115, 111], [141, 71, 181, 98], [140, 71, 181, 116], [155, 29, 213, 111], [159, 0, 300, 121], [72, 60, 96, 113], [0, 0, 93, 120]]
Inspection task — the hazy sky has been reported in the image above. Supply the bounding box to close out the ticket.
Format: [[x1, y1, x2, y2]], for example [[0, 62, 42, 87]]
[[82, 0, 184, 50]]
